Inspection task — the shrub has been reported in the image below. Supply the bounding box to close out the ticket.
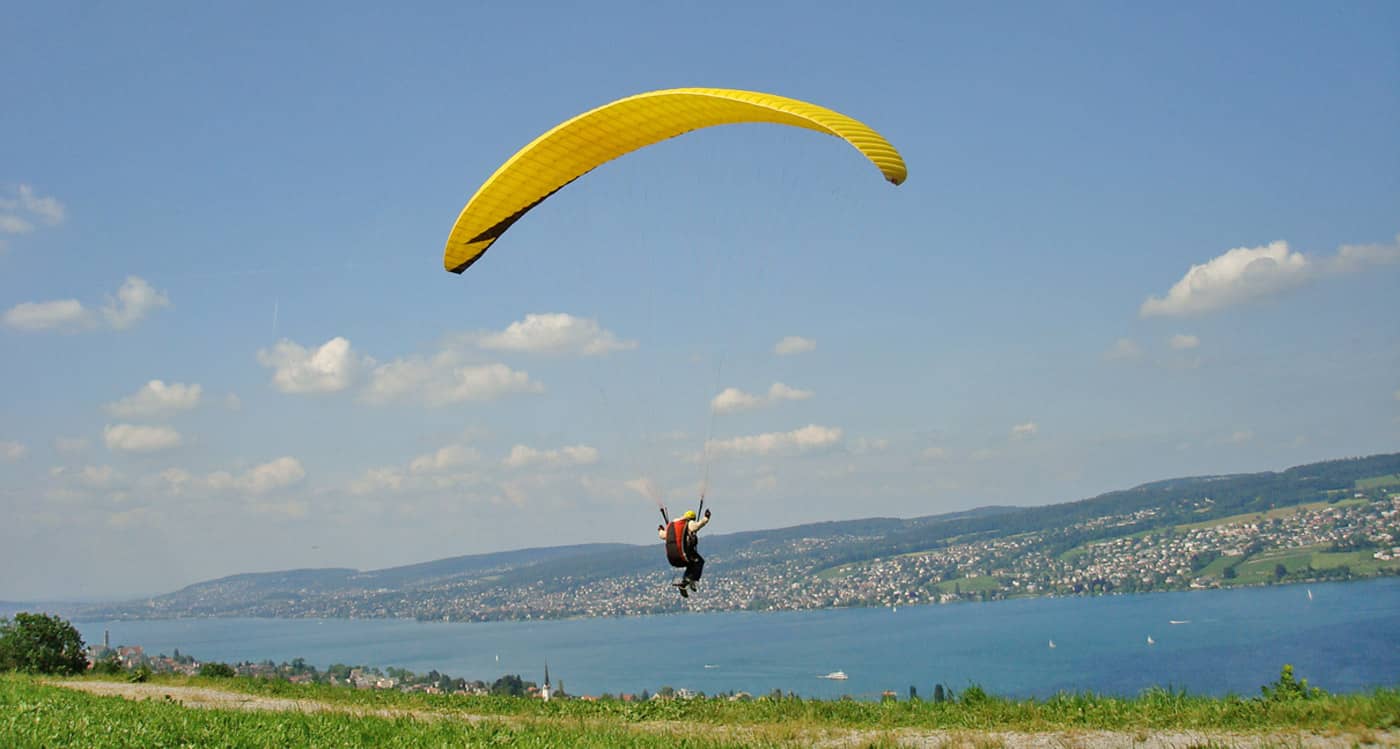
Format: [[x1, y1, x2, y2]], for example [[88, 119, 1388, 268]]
[[0, 612, 88, 675]]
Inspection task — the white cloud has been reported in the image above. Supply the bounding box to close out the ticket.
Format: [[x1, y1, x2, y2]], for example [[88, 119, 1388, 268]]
[[1229, 429, 1254, 444], [711, 382, 814, 414], [101, 276, 170, 329], [705, 424, 843, 457], [105, 380, 202, 418], [625, 477, 663, 503], [103, 424, 182, 453], [158, 457, 305, 496], [2, 299, 89, 332], [1011, 422, 1039, 440], [774, 336, 816, 356], [409, 444, 480, 474], [921, 446, 947, 460], [362, 350, 541, 406], [1169, 334, 1200, 350], [348, 467, 406, 496], [0, 185, 65, 249], [4, 185, 67, 225], [1, 440, 27, 461], [224, 393, 242, 411], [1141, 235, 1400, 317], [503, 444, 600, 469], [1103, 337, 1142, 361], [241, 457, 306, 494], [258, 337, 366, 394], [1394, 389, 1400, 402], [3, 276, 169, 333], [477, 313, 636, 356], [77, 465, 119, 489], [0, 215, 33, 234]]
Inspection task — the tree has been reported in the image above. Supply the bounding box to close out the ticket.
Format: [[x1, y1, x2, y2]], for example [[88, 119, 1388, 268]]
[[1274, 563, 1288, 581], [933, 684, 945, 702], [0, 612, 88, 675], [199, 662, 236, 678], [490, 674, 528, 697]]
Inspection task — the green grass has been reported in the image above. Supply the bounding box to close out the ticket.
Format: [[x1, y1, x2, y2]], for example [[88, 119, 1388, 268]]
[[4, 672, 1399, 748], [1356, 474, 1400, 491], [1172, 499, 1366, 534], [0, 675, 754, 748]]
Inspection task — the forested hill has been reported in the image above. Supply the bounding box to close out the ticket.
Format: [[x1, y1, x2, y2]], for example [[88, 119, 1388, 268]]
[[80, 452, 1400, 621]]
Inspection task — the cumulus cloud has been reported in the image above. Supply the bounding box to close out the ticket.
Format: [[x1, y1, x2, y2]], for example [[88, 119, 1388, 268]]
[[258, 337, 367, 394], [362, 349, 541, 406], [705, 424, 843, 457], [409, 444, 480, 474], [348, 467, 406, 495], [477, 313, 636, 356], [711, 382, 813, 413], [3, 276, 169, 332], [1169, 334, 1200, 350], [1, 440, 27, 461], [2, 299, 89, 332], [101, 276, 170, 329], [1229, 429, 1254, 444], [105, 380, 202, 418], [502, 444, 600, 470], [774, 336, 816, 356], [1141, 235, 1400, 317], [1103, 337, 1142, 361], [103, 424, 182, 453], [241, 457, 306, 494], [160, 457, 305, 496], [1011, 422, 1039, 440]]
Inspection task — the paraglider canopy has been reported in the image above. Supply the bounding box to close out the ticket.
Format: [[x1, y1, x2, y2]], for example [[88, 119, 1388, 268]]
[[443, 87, 908, 274]]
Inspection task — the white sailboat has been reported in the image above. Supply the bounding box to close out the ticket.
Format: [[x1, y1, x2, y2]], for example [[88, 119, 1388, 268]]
[[1146, 635, 1156, 645], [820, 671, 849, 680], [1307, 588, 1314, 601], [1048, 639, 1056, 649]]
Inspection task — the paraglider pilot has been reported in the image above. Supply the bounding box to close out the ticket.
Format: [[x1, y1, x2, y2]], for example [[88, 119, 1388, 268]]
[[660, 508, 710, 597]]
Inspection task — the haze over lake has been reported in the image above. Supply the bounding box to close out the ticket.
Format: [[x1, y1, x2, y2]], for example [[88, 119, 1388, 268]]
[[77, 577, 1399, 700]]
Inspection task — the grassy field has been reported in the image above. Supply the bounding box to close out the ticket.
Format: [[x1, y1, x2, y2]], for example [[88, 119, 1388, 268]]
[[1355, 474, 1400, 491], [4, 670, 1397, 746], [1171, 499, 1366, 534]]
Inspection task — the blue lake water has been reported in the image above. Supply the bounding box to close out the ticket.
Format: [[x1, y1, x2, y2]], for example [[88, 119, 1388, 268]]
[[77, 578, 1400, 700]]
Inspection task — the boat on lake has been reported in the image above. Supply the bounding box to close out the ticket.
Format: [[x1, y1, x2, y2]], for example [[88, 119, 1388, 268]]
[[820, 671, 848, 680]]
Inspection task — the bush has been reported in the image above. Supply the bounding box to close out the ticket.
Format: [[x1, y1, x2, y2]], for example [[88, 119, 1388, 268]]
[[0, 612, 89, 675], [91, 653, 123, 675], [1261, 664, 1325, 701], [199, 662, 237, 678]]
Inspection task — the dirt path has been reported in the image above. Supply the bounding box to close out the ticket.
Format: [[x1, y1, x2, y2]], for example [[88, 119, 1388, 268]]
[[52, 680, 1400, 748]]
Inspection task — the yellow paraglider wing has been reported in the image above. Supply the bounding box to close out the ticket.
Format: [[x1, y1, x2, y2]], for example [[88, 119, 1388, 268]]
[[444, 87, 907, 274]]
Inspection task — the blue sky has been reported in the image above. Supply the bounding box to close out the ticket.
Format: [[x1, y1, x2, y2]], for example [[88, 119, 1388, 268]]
[[2, 1, 1397, 600]]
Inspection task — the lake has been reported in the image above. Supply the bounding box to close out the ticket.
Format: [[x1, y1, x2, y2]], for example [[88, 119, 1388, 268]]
[[77, 577, 1400, 700]]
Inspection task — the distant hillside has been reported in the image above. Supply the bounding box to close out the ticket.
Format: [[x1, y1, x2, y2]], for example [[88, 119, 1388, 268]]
[[80, 452, 1400, 621], [119, 543, 633, 617]]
